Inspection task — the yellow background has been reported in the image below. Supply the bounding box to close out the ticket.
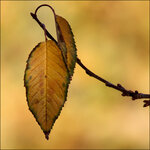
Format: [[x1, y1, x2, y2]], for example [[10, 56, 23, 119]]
[[1, 1, 149, 149]]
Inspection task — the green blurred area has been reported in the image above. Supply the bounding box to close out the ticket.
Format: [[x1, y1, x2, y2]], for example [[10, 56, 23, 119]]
[[1, 1, 149, 149]]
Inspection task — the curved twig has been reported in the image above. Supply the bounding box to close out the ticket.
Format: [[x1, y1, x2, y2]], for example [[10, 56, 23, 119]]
[[34, 4, 56, 16]]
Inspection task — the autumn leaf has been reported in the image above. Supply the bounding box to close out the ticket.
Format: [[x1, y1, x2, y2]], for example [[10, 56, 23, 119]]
[[24, 40, 70, 139], [55, 15, 77, 77]]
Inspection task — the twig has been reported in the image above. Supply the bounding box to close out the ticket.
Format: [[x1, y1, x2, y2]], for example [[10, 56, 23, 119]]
[[30, 6, 150, 107], [77, 58, 150, 106]]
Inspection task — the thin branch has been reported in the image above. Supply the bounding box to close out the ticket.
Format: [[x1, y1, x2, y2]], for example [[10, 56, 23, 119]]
[[77, 58, 150, 102], [30, 8, 150, 107]]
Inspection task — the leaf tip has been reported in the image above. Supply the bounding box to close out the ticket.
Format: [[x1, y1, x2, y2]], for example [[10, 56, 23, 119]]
[[44, 131, 50, 140]]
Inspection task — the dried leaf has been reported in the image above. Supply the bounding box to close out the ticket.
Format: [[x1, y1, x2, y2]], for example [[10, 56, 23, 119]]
[[55, 15, 77, 77], [24, 40, 70, 139]]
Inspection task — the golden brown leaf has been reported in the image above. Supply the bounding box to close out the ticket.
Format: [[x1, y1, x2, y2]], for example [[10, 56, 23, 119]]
[[55, 15, 77, 77], [24, 40, 70, 139]]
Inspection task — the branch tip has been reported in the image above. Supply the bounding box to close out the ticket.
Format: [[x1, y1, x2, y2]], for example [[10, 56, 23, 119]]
[[143, 100, 150, 107]]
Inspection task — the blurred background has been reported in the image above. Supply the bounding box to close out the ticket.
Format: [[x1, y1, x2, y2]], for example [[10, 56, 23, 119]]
[[1, 1, 149, 149]]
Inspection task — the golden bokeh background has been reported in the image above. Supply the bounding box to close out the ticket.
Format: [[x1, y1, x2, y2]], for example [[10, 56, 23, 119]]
[[1, 1, 149, 149]]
